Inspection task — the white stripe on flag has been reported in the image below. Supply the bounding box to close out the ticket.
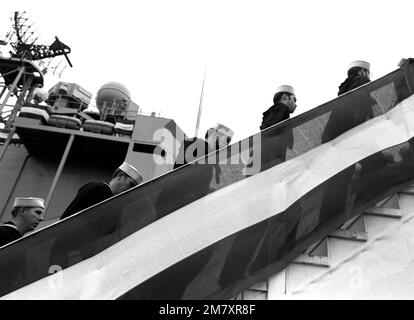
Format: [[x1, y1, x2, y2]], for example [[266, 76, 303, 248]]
[[5, 94, 414, 299]]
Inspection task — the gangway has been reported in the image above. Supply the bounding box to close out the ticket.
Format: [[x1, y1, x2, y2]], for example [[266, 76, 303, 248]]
[[1, 59, 414, 300]]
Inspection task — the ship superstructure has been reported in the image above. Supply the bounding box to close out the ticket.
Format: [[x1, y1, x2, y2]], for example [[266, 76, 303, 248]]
[[0, 12, 186, 229]]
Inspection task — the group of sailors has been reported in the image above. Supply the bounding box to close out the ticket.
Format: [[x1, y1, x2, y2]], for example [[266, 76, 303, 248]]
[[0, 60, 371, 249]]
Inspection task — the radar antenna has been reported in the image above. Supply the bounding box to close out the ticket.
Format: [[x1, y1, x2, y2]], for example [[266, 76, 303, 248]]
[[4, 12, 73, 67], [0, 11, 74, 131]]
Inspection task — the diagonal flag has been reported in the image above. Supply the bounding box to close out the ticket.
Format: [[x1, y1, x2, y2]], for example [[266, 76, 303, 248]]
[[2, 60, 414, 300]]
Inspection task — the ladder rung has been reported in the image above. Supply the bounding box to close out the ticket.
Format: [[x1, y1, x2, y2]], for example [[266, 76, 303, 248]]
[[400, 186, 414, 195], [249, 281, 268, 291], [293, 254, 330, 267], [375, 195, 393, 207], [329, 229, 368, 242], [242, 290, 267, 300], [304, 238, 326, 255], [364, 207, 403, 218], [340, 214, 363, 230]]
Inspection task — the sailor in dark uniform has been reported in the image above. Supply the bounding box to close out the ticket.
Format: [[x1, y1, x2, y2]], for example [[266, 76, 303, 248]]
[[218, 87, 299, 289], [0, 197, 44, 294], [260, 84, 297, 131], [50, 162, 143, 269], [139, 124, 234, 299], [319, 60, 373, 222], [338, 60, 371, 96], [60, 162, 144, 220], [0, 197, 45, 248], [156, 123, 234, 219], [260, 85, 297, 171], [323, 60, 372, 143]]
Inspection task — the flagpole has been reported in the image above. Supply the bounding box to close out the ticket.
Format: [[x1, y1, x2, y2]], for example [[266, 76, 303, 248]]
[[194, 66, 207, 137]]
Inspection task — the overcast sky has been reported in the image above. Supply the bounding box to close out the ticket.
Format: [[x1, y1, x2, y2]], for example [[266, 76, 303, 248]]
[[1, 0, 413, 141]]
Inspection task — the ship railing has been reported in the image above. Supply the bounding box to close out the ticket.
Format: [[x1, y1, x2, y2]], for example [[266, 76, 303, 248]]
[[15, 100, 137, 137]]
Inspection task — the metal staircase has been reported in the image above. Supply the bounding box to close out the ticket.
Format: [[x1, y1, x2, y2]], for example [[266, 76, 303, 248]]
[[236, 185, 414, 300]]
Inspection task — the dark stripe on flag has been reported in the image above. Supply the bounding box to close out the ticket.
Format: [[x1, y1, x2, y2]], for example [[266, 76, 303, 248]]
[[119, 138, 414, 300]]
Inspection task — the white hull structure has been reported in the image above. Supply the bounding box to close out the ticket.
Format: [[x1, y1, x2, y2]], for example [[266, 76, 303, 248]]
[[239, 190, 414, 299]]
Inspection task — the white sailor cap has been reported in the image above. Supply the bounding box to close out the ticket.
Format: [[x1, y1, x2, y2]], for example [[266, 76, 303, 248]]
[[348, 60, 370, 71], [119, 162, 143, 184], [13, 197, 45, 209], [275, 85, 295, 96], [213, 123, 234, 139]]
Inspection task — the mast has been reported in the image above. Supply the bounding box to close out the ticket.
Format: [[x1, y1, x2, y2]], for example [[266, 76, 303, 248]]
[[194, 66, 207, 137]]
